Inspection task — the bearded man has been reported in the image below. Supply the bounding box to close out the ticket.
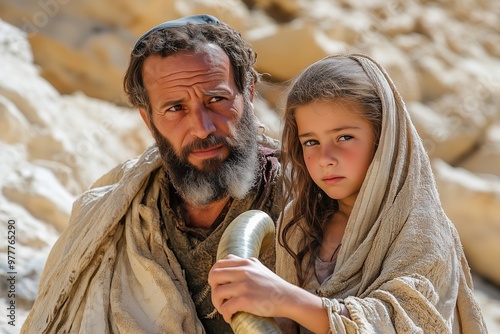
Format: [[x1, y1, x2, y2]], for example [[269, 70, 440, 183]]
[[22, 14, 282, 334]]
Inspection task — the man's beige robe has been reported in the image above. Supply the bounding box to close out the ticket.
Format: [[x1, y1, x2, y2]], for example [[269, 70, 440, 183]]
[[22, 142, 282, 334]]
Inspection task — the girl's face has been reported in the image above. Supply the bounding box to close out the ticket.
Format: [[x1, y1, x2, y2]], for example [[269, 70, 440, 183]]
[[295, 99, 376, 209]]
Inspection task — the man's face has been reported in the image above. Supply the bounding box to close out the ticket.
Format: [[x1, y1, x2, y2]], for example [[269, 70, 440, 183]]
[[140, 44, 259, 206]]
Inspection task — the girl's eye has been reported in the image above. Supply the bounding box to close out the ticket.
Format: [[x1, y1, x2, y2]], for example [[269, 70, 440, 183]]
[[338, 135, 353, 141], [302, 139, 319, 147]]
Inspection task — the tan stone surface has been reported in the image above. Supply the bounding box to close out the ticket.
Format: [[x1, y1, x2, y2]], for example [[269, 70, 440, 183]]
[[246, 20, 349, 81], [434, 159, 500, 286], [1, 0, 500, 331]]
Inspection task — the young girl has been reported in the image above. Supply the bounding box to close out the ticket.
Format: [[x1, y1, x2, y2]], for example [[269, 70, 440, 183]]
[[209, 54, 487, 333]]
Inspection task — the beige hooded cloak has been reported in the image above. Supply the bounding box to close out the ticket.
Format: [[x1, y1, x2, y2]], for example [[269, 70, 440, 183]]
[[276, 54, 487, 334]]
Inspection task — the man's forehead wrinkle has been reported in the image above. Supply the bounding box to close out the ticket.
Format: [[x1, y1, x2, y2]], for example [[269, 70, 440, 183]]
[[150, 70, 228, 89]]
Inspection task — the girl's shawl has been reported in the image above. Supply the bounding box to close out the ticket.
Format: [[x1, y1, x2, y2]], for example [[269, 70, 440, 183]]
[[276, 54, 487, 333]]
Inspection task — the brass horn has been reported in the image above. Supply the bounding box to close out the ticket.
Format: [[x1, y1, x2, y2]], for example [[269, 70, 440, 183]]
[[216, 210, 282, 333]]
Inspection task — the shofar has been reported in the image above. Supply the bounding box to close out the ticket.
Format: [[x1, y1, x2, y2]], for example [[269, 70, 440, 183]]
[[216, 210, 282, 333]]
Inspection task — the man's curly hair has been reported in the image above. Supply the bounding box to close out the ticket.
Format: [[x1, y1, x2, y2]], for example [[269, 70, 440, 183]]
[[123, 22, 259, 115]]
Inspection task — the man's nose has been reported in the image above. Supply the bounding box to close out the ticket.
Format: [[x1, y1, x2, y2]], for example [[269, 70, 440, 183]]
[[189, 105, 216, 139]]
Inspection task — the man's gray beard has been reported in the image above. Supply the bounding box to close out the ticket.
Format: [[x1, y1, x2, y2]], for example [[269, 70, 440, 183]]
[[151, 101, 260, 207]]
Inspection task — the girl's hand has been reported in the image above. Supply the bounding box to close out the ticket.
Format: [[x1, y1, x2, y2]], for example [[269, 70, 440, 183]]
[[209, 255, 334, 333], [208, 254, 293, 323]]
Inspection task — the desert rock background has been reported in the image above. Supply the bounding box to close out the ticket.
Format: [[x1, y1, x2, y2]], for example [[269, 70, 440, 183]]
[[0, 0, 499, 333]]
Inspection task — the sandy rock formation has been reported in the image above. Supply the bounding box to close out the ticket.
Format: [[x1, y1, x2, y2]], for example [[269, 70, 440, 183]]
[[0, 20, 152, 330], [246, 20, 349, 81], [1, 0, 500, 332], [460, 125, 500, 177], [434, 160, 500, 285]]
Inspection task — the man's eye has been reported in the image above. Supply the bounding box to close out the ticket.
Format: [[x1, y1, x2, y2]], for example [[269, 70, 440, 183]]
[[167, 105, 183, 112], [209, 96, 223, 103]]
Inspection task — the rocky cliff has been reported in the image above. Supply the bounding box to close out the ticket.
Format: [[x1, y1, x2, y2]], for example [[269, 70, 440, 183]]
[[1, 0, 499, 332]]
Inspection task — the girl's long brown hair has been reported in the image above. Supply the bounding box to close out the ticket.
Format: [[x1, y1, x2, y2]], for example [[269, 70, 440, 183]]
[[279, 55, 383, 286]]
